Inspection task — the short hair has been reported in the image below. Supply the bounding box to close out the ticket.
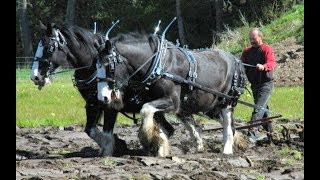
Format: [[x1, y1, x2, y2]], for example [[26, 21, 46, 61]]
[[250, 28, 263, 36]]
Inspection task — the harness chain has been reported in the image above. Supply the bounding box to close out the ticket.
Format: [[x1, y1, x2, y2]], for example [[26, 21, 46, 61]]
[[141, 36, 165, 85], [176, 46, 198, 90]]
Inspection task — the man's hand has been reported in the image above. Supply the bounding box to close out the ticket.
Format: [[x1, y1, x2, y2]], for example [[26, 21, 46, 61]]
[[256, 63, 265, 71]]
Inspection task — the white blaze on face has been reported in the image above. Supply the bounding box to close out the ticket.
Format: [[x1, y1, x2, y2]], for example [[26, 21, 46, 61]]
[[30, 41, 44, 81], [96, 62, 112, 103]]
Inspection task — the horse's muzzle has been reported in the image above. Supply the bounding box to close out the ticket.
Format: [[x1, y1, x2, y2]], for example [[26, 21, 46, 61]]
[[31, 76, 47, 90]]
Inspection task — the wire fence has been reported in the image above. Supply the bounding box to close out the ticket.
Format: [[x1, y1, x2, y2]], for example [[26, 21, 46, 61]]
[[16, 61, 74, 81]]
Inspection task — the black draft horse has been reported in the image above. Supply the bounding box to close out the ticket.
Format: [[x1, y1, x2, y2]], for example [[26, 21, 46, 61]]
[[30, 22, 143, 156], [97, 31, 248, 156]]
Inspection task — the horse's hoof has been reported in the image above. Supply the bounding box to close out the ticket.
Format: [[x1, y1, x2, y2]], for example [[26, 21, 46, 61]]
[[99, 149, 112, 157]]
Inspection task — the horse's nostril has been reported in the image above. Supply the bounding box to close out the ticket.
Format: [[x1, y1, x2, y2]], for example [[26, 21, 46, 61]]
[[103, 97, 108, 104], [34, 77, 39, 81], [111, 91, 116, 99]]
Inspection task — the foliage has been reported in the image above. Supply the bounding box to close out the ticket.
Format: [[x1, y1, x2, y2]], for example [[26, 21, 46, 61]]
[[16, 0, 304, 61]]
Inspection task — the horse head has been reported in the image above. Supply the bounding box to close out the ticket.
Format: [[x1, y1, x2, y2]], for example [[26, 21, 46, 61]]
[[30, 21, 104, 90], [30, 22, 69, 89], [96, 38, 125, 110], [97, 32, 159, 110]]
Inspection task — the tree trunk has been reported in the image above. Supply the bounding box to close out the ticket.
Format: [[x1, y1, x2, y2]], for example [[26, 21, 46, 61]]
[[176, 0, 186, 47], [65, 0, 76, 25], [215, 0, 223, 44], [20, 0, 33, 63]]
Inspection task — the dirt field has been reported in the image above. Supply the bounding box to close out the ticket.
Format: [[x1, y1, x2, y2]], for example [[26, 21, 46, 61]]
[[16, 120, 304, 179], [16, 38, 304, 179], [272, 37, 304, 87]]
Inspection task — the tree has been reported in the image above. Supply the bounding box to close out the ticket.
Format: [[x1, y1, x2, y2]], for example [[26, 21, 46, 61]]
[[65, 0, 76, 25], [19, 0, 33, 63], [214, 0, 223, 44], [176, 0, 186, 46]]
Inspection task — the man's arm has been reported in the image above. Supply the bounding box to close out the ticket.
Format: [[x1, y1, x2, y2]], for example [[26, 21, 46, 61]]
[[262, 45, 276, 71]]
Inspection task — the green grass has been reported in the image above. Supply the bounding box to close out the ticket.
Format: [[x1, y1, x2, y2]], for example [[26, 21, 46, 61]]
[[17, 69, 303, 127], [17, 69, 134, 127], [234, 86, 304, 121], [17, 78, 86, 127]]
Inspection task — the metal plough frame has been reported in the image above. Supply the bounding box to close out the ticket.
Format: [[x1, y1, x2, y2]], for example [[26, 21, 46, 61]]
[[202, 114, 283, 131]]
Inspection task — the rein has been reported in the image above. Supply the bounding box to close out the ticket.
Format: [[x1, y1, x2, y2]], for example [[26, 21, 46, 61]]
[[241, 62, 257, 68], [109, 39, 160, 89], [125, 52, 159, 83], [50, 65, 92, 75]]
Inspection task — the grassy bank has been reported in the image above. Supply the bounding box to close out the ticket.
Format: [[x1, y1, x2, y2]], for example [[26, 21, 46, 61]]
[[216, 3, 304, 55]]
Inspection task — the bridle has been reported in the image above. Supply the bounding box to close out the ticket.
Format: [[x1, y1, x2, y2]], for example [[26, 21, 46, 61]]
[[38, 27, 68, 80], [97, 42, 124, 90], [47, 28, 67, 54], [41, 27, 100, 89], [98, 37, 160, 92]]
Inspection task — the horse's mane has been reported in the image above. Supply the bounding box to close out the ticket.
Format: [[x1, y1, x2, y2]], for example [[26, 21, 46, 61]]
[[56, 24, 104, 57], [113, 32, 150, 43], [112, 32, 160, 54]]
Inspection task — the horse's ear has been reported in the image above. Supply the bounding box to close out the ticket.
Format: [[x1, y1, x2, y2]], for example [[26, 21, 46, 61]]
[[149, 35, 158, 52], [39, 20, 47, 31], [104, 40, 112, 54], [46, 23, 52, 36]]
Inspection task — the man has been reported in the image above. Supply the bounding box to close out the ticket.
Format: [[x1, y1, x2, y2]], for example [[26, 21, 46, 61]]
[[241, 28, 276, 142]]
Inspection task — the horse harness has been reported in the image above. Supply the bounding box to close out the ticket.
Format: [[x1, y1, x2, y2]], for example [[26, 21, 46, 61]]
[[99, 34, 248, 110], [176, 46, 198, 91]]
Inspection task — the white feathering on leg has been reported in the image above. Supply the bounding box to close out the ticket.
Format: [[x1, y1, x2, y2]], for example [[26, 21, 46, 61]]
[[222, 106, 234, 154], [158, 126, 170, 157]]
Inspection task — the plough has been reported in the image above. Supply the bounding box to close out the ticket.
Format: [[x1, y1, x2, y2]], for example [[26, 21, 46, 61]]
[[202, 114, 283, 131]]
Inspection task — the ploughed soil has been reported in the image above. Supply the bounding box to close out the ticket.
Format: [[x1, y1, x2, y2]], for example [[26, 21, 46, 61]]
[[16, 38, 304, 179], [16, 119, 304, 180], [272, 37, 304, 87]]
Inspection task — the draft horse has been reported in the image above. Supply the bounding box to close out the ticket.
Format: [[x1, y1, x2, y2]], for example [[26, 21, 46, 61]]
[[97, 31, 247, 156], [30, 22, 139, 156]]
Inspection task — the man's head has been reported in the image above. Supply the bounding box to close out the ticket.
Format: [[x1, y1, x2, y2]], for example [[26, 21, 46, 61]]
[[249, 28, 263, 47]]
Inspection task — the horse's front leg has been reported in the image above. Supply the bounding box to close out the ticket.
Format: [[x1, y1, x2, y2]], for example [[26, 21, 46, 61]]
[[138, 96, 179, 157], [99, 108, 118, 156], [84, 103, 104, 148]]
